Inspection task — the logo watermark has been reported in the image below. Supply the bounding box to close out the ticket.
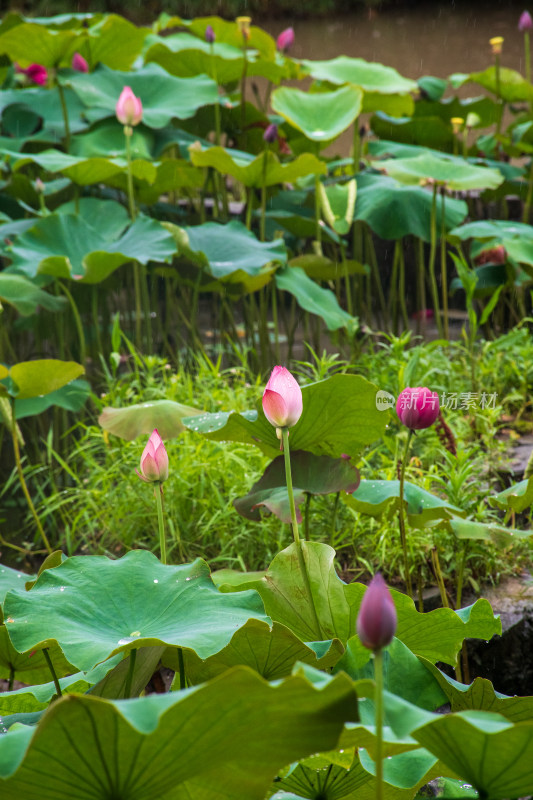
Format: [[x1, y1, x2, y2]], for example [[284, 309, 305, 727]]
[[376, 390, 498, 411]]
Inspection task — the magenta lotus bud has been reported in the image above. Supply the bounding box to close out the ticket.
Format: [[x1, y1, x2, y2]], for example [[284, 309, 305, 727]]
[[277, 26, 294, 53], [262, 366, 303, 429], [72, 52, 89, 72], [205, 25, 215, 43], [16, 63, 48, 86], [263, 123, 278, 144], [519, 10, 533, 31], [357, 573, 397, 651], [136, 429, 169, 483], [396, 387, 440, 430], [116, 86, 143, 127]]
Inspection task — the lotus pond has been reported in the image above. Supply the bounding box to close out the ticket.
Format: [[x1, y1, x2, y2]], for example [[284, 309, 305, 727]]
[[2, 8, 533, 800]]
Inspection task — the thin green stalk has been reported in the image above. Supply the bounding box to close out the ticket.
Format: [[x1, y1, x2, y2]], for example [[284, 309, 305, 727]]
[[245, 187, 253, 230], [526, 31, 531, 84], [58, 281, 86, 364], [398, 429, 413, 599], [494, 54, 503, 136], [374, 648, 384, 800], [132, 262, 142, 349], [8, 665, 14, 692], [155, 483, 166, 565], [440, 187, 449, 339], [329, 491, 340, 548], [455, 543, 468, 610], [240, 43, 248, 145], [124, 648, 137, 699], [352, 118, 360, 174], [271, 283, 280, 362], [281, 427, 323, 641], [209, 43, 222, 146], [10, 400, 52, 554], [431, 546, 449, 609], [397, 240, 409, 331], [91, 287, 103, 359], [428, 184, 443, 336], [303, 492, 311, 540], [522, 158, 533, 223], [416, 237, 426, 334], [43, 648, 62, 698], [314, 173, 323, 255], [260, 148, 268, 242], [340, 242, 353, 316], [365, 227, 387, 327], [178, 646, 186, 690], [57, 80, 71, 153], [124, 126, 136, 221]]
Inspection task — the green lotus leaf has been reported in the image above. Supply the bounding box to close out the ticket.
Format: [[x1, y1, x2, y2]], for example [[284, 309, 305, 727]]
[[271, 85, 363, 143], [0, 86, 88, 137], [489, 475, 533, 512], [7, 360, 84, 400], [413, 711, 533, 799], [3, 551, 271, 671], [448, 517, 533, 547], [288, 255, 367, 281], [0, 626, 77, 685], [376, 153, 503, 191], [275, 266, 357, 332], [98, 400, 202, 441], [0, 22, 77, 66], [183, 374, 387, 461], [0, 566, 35, 605], [458, 65, 533, 102], [344, 479, 463, 527], [218, 542, 500, 663], [502, 239, 533, 278], [371, 112, 454, 151], [0, 274, 66, 316], [82, 14, 148, 70], [355, 173, 467, 241], [15, 379, 90, 420], [0, 666, 358, 800], [319, 179, 357, 234], [190, 146, 326, 188], [421, 659, 533, 722], [275, 751, 372, 800], [234, 450, 360, 524], [6, 209, 176, 282], [302, 56, 417, 95], [164, 618, 344, 683], [67, 62, 218, 127], [448, 219, 533, 245]]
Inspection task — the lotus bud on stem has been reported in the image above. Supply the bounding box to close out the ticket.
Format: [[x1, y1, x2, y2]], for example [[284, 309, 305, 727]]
[[357, 573, 397, 800], [262, 367, 323, 640], [136, 429, 169, 564], [519, 11, 533, 84]]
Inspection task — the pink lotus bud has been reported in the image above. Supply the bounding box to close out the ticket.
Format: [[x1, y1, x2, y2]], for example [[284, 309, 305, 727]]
[[115, 86, 143, 127], [263, 123, 278, 144], [396, 387, 440, 430], [262, 366, 303, 429], [136, 429, 169, 483], [72, 52, 89, 72], [205, 25, 215, 44], [277, 26, 295, 53], [519, 10, 533, 31], [474, 245, 506, 265], [357, 573, 397, 651], [15, 63, 48, 86]]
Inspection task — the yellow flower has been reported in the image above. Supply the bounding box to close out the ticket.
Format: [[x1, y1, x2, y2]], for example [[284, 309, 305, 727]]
[[236, 16, 251, 41], [450, 117, 464, 133], [490, 36, 504, 55]]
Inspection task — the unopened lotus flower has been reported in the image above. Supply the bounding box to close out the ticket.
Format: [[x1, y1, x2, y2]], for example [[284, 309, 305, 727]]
[[357, 573, 397, 651], [396, 387, 439, 430], [116, 86, 143, 127], [72, 52, 89, 72], [15, 63, 48, 86], [136, 429, 169, 483], [205, 24, 215, 43], [519, 10, 533, 31], [262, 366, 303, 429], [277, 26, 295, 53], [263, 123, 278, 144]]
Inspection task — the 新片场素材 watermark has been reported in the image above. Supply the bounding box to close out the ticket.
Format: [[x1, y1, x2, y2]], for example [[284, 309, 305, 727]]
[[376, 389, 498, 411]]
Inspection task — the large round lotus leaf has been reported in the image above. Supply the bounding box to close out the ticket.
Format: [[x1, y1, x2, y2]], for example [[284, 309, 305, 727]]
[[354, 173, 467, 241], [413, 711, 533, 799], [98, 400, 202, 441], [271, 85, 363, 142], [7, 360, 84, 400], [344, 479, 462, 527], [455, 65, 533, 103], [449, 517, 533, 548], [218, 542, 500, 663], [189, 145, 326, 188], [275, 266, 357, 332], [183, 374, 387, 461], [0, 666, 357, 800], [370, 112, 454, 151], [70, 119, 155, 160], [15, 379, 90, 420], [275, 753, 372, 799], [0, 87, 88, 137], [7, 211, 176, 283], [301, 56, 416, 95], [376, 153, 503, 191], [66, 63, 218, 128], [0, 275, 65, 317], [165, 618, 344, 683], [3, 551, 271, 671], [234, 450, 360, 524], [448, 219, 533, 244], [179, 220, 286, 280], [82, 14, 148, 70], [489, 475, 533, 513], [0, 22, 77, 66]]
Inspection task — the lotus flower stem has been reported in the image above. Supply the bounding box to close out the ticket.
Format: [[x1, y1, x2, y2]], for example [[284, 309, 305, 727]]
[[314, 174, 323, 255], [374, 648, 385, 800], [398, 429, 414, 599], [340, 243, 353, 316], [56, 81, 71, 153], [281, 427, 324, 641], [329, 491, 340, 547], [271, 284, 280, 362], [245, 188, 253, 230], [416, 238, 426, 333], [124, 648, 137, 698], [155, 483, 167, 565], [260, 149, 268, 242], [440, 187, 449, 339], [525, 31, 532, 84], [124, 127, 136, 222], [209, 43, 222, 147], [352, 119, 360, 174], [8, 665, 14, 692], [58, 281, 86, 364], [10, 400, 52, 555], [455, 542, 468, 610], [427, 184, 443, 336], [431, 546, 449, 609], [522, 160, 533, 223], [397, 239, 409, 330], [43, 647, 62, 698], [178, 646, 186, 689]]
